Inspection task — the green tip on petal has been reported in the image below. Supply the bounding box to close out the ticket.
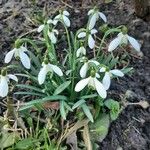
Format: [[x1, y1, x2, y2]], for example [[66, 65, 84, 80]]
[[121, 26, 128, 35]]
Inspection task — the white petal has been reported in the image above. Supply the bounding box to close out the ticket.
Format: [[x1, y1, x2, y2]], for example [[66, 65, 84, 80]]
[[89, 60, 100, 66], [88, 35, 95, 49], [88, 9, 94, 15], [19, 51, 31, 69], [52, 19, 58, 25], [54, 14, 61, 20], [80, 63, 88, 78], [63, 15, 70, 27], [102, 72, 111, 90], [96, 73, 100, 78], [78, 32, 86, 38], [53, 29, 59, 35], [76, 47, 86, 57], [4, 49, 15, 63], [75, 77, 90, 92], [37, 24, 44, 33], [49, 64, 63, 76], [88, 13, 97, 30], [90, 29, 98, 34], [94, 78, 107, 98], [48, 32, 57, 44], [108, 37, 121, 52], [127, 35, 141, 52], [47, 19, 53, 24], [0, 76, 8, 97], [8, 74, 18, 82], [63, 10, 70, 16], [38, 66, 48, 85], [99, 12, 107, 22], [99, 67, 106, 72], [110, 69, 124, 77]]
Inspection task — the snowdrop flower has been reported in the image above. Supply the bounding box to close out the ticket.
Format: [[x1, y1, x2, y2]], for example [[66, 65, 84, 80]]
[[88, 8, 107, 30], [78, 29, 98, 49], [53, 10, 70, 27], [80, 58, 99, 78], [76, 46, 86, 57], [48, 29, 59, 44], [108, 32, 141, 52], [100, 67, 124, 90], [75, 73, 107, 98], [38, 62, 63, 85], [4, 46, 31, 69], [0, 72, 18, 97], [37, 24, 45, 33]]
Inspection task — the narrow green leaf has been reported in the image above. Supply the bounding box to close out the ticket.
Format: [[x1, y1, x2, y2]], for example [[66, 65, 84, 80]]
[[64, 102, 73, 112], [72, 99, 85, 110], [81, 104, 94, 123], [60, 101, 66, 120], [54, 81, 71, 95], [14, 92, 45, 97], [80, 94, 98, 100], [16, 84, 44, 93], [19, 95, 67, 111]]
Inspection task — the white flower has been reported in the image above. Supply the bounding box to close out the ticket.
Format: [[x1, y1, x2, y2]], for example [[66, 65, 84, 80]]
[[4, 46, 31, 69], [80, 58, 99, 78], [75, 76, 107, 98], [78, 29, 98, 49], [38, 62, 63, 85], [47, 19, 57, 25], [48, 29, 59, 44], [76, 46, 86, 57], [100, 67, 124, 90], [0, 74, 18, 97], [88, 8, 107, 30], [108, 32, 141, 52], [37, 24, 45, 33], [53, 10, 70, 27]]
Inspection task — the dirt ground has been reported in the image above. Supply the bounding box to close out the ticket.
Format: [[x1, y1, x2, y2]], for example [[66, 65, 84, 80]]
[[0, 0, 150, 150]]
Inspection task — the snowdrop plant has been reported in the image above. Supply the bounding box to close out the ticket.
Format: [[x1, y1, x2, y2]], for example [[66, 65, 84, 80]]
[[0, 7, 141, 141], [0, 69, 18, 97], [108, 27, 141, 52], [88, 7, 107, 30], [100, 67, 124, 90]]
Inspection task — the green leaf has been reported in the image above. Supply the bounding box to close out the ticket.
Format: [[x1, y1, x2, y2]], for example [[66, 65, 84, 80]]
[[80, 94, 98, 100], [14, 91, 46, 97], [104, 99, 120, 121], [64, 102, 73, 112], [90, 114, 110, 142], [54, 81, 71, 95], [0, 131, 20, 149], [121, 67, 133, 74], [15, 138, 38, 149], [19, 95, 67, 111], [72, 99, 86, 110], [81, 103, 94, 123], [60, 101, 66, 120]]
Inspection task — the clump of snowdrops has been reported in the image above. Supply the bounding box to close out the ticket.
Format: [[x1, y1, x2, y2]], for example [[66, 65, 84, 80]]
[[0, 6, 141, 148]]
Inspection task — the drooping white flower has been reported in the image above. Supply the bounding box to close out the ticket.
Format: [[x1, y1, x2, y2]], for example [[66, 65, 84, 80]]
[[76, 46, 86, 57], [37, 24, 45, 33], [108, 32, 141, 52], [88, 8, 107, 30], [4, 46, 31, 69], [100, 67, 124, 90], [38, 62, 63, 85], [75, 75, 107, 98], [78, 29, 98, 49], [80, 58, 99, 78], [48, 29, 59, 44], [47, 19, 57, 25], [53, 10, 70, 27], [0, 74, 18, 97]]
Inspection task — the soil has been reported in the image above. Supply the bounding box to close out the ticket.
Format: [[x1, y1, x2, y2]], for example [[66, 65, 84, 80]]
[[0, 0, 150, 150]]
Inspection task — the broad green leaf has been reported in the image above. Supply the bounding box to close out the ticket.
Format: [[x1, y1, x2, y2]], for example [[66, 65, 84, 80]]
[[81, 104, 94, 123], [0, 131, 20, 149], [54, 81, 71, 95], [90, 114, 110, 142], [60, 101, 66, 120], [72, 99, 85, 110]]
